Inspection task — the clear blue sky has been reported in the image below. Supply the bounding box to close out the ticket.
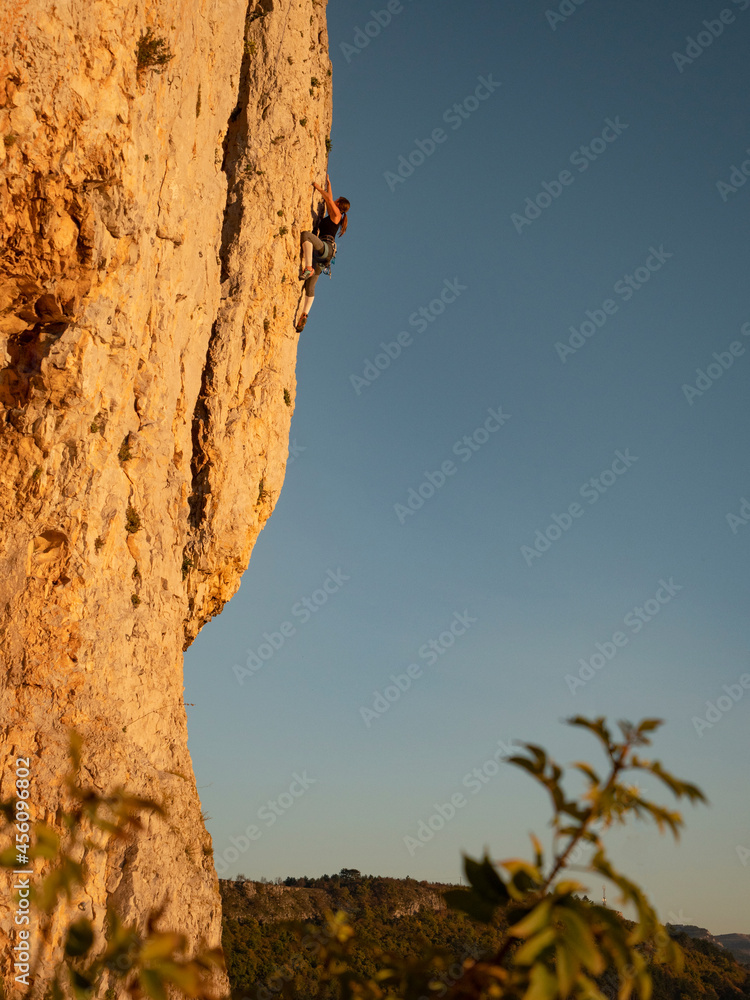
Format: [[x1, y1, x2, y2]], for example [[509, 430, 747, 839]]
[[185, 0, 750, 934]]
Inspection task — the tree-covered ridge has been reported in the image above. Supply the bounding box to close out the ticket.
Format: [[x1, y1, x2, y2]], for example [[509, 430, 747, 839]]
[[220, 874, 453, 925], [221, 879, 750, 1000]]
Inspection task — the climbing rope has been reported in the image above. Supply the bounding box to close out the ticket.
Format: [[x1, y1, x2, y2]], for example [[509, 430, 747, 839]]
[[273, 0, 293, 76]]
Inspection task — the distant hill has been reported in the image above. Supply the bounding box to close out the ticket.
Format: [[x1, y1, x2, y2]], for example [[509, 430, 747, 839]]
[[221, 875, 750, 999], [669, 925, 750, 966], [220, 873, 452, 924]]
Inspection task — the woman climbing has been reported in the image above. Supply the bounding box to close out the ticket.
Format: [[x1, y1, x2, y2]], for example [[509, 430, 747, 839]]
[[297, 174, 350, 332]]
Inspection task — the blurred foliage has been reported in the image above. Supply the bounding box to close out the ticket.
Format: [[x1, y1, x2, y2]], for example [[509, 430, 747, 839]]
[[0, 732, 224, 999], [3, 717, 746, 1000], [220, 718, 745, 1000]]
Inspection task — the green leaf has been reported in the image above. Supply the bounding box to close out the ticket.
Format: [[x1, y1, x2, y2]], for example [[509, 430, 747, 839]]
[[555, 941, 577, 998], [530, 833, 544, 869], [566, 716, 612, 749], [510, 899, 553, 939], [155, 960, 200, 995], [443, 888, 497, 924], [557, 909, 604, 975], [68, 968, 95, 1000], [32, 823, 61, 860], [523, 962, 557, 1000], [0, 798, 18, 822], [140, 968, 168, 1000], [514, 926, 557, 965], [503, 858, 543, 896], [140, 932, 185, 963], [0, 847, 18, 867], [573, 762, 600, 785], [65, 919, 94, 958], [463, 854, 509, 905], [637, 968, 653, 1000], [638, 718, 663, 734], [68, 730, 83, 772]]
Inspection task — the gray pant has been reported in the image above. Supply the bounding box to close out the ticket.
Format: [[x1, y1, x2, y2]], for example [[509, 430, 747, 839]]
[[300, 231, 332, 296]]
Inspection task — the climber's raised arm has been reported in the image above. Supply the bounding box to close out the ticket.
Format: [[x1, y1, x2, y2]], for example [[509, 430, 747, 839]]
[[312, 178, 341, 225]]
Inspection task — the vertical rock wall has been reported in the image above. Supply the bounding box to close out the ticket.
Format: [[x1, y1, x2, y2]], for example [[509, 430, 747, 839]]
[[0, 0, 332, 990]]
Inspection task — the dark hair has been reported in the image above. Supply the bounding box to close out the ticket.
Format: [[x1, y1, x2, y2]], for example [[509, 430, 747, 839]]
[[336, 198, 350, 236]]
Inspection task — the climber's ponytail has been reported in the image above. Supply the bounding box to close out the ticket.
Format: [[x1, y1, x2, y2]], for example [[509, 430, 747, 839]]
[[336, 198, 350, 236]]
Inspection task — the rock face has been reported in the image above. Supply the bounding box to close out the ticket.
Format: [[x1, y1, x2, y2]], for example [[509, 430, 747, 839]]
[[220, 879, 451, 925], [0, 0, 332, 990]]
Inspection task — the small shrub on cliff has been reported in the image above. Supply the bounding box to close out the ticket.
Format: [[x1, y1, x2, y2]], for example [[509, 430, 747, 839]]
[[284, 389, 291, 407], [131, 593, 141, 607], [125, 505, 141, 533], [299, 117, 307, 127], [118, 436, 132, 463], [136, 28, 174, 74]]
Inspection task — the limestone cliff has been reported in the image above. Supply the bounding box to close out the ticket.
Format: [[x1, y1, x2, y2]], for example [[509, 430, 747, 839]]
[[0, 0, 332, 991]]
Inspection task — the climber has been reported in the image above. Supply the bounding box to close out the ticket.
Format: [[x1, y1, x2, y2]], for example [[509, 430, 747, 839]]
[[297, 174, 349, 332]]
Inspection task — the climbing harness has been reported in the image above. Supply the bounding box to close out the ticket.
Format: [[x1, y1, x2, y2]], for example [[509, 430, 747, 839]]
[[317, 237, 337, 278]]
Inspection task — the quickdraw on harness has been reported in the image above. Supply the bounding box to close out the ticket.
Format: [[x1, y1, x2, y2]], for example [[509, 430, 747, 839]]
[[318, 237, 337, 278]]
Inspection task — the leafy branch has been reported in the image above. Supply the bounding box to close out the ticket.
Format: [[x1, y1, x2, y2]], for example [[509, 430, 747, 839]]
[[0, 733, 224, 1000], [443, 717, 706, 999], [280, 718, 706, 1000]]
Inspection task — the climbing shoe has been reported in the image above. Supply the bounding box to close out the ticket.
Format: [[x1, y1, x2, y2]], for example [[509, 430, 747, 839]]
[[299, 266, 315, 281], [296, 313, 308, 332]]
